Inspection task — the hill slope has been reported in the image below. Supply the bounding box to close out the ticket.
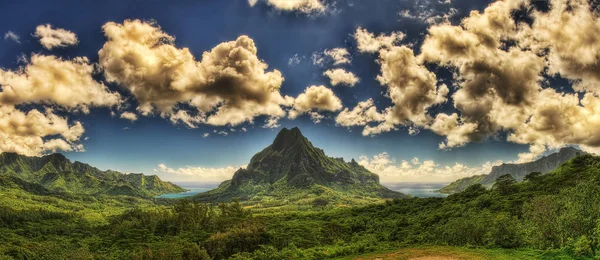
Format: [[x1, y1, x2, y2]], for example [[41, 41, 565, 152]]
[[194, 127, 406, 204], [0, 152, 184, 197], [439, 147, 584, 194]]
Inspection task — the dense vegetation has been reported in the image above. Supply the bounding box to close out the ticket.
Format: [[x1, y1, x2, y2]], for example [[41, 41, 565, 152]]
[[3, 154, 600, 259], [439, 147, 583, 194], [0, 152, 184, 197]]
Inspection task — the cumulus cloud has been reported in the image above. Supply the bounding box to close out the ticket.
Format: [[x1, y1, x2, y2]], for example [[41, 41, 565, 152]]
[[506, 90, 600, 162], [0, 54, 121, 113], [336, 99, 385, 126], [155, 163, 246, 182], [376, 46, 448, 127], [98, 19, 293, 128], [335, 0, 600, 161], [341, 46, 447, 136], [0, 106, 85, 156], [289, 85, 342, 120], [119, 111, 138, 122], [358, 152, 501, 183], [354, 27, 405, 53], [312, 48, 351, 67], [398, 0, 600, 161], [260, 0, 326, 13], [324, 48, 351, 65], [3, 31, 20, 43], [428, 113, 477, 149], [521, 0, 600, 94], [34, 24, 79, 49], [323, 68, 359, 87], [418, 0, 542, 148], [168, 110, 205, 129]]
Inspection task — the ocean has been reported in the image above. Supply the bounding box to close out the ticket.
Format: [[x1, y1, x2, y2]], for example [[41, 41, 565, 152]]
[[156, 182, 448, 199]]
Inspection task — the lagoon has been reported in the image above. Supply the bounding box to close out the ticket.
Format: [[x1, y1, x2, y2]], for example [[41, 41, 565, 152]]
[[156, 182, 448, 199]]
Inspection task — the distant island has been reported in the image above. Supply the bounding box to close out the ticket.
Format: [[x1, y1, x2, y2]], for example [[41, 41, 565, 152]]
[[193, 127, 406, 206]]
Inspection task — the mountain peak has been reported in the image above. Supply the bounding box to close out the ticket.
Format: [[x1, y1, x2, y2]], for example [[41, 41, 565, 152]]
[[194, 126, 406, 203], [559, 147, 582, 154], [44, 153, 68, 162], [272, 127, 307, 151]]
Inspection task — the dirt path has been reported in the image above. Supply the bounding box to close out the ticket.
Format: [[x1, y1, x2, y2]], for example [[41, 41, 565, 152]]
[[408, 257, 461, 260]]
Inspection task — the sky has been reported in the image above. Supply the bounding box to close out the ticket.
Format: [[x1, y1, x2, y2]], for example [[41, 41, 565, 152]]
[[0, 0, 599, 183]]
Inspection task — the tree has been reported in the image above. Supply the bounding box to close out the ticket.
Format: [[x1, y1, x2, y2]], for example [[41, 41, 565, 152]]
[[493, 174, 518, 195], [524, 172, 542, 182]]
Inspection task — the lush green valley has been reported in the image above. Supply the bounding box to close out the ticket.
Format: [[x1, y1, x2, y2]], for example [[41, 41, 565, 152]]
[[3, 153, 600, 259]]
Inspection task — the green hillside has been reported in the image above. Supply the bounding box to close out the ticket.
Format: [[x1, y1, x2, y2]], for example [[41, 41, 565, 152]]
[[438, 174, 487, 194], [0, 152, 184, 197], [439, 147, 583, 194]]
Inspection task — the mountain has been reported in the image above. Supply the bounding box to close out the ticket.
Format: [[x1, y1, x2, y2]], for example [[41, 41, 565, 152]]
[[439, 147, 585, 194], [0, 152, 185, 197], [194, 127, 406, 204]]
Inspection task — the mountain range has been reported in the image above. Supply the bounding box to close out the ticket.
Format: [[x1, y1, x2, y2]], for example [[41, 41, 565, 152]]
[[194, 127, 406, 204], [439, 147, 585, 194], [0, 152, 184, 197]]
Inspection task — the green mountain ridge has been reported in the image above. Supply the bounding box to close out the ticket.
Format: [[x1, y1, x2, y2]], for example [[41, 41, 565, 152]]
[[0, 152, 185, 197], [439, 147, 585, 194], [194, 127, 406, 204]]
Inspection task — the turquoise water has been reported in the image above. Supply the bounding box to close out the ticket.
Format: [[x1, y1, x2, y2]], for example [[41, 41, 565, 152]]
[[156, 182, 448, 199], [155, 187, 215, 199], [383, 183, 448, 198]]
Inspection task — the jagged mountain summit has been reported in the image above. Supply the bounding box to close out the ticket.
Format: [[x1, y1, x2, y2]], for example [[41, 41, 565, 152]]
[[194, 127, 406, 204], [0, 152, 184, 197], [439, 147, 585, 194]]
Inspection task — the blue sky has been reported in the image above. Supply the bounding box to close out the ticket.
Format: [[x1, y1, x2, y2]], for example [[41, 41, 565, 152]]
[[1, 0, 595, 183]]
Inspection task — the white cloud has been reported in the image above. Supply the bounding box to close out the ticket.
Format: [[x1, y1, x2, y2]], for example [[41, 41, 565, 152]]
[[354, 27, 405, 53], [289, 85, 343, 119], [3, 31, 20, 43], [311, 48, 350, 66], [324, 48, 351, 65], [288, 53, 302, 66], [522, 0, 600, 94], [323, 68, 360, 87], [119, 111, 138, 122], [34, 24, 78, 49], [263, 117, 281, 128], [358, 152, 501, 183], [336, 99, 386, 127], [399, 7, 458, 25], [0, 54, 121, 113], [259, 0, 326, 13], [0, 106, 85, 156], [99, 19, 293, 128], [309, 111, 324, 123], [168, 110, 205, 129], [155, 163, 246, 182], [340, 45, 447, 136]]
